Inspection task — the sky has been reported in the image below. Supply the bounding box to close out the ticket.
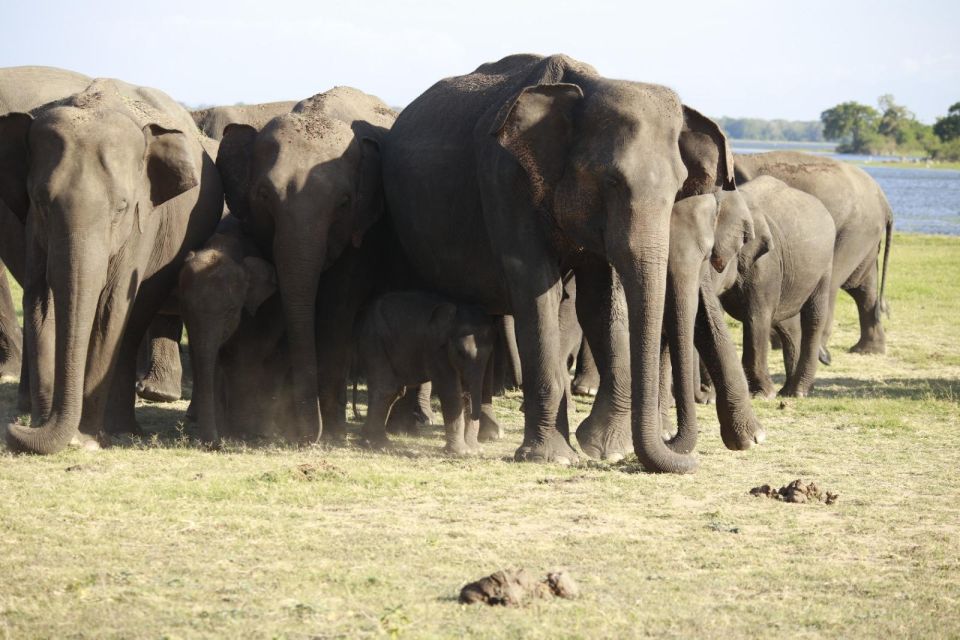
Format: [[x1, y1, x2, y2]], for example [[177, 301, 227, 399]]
[[2, 0, 958, 123]]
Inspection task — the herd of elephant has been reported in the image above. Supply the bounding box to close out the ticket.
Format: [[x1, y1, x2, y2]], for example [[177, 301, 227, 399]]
[[0, 55, 893, 473]]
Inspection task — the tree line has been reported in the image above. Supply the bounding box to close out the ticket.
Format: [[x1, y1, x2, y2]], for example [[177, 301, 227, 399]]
[[714, 117, 824, 142], [821, 96, 960, 161]]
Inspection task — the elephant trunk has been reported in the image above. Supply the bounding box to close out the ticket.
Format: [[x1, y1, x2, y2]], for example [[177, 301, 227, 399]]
[[613, 214, 698, 474], [500, 315, 522, 388], [7, 233, 106, 454], [274, 232, 325, 444], [663, 264, 702, 454], [186, 327, 223, 445]]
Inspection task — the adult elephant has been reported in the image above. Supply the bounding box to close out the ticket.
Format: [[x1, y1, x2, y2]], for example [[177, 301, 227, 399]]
[[216, 87, 395, 442], [733, 151, 893, 359], [191, 101, 297, 140], [382, 53, 756, 471], [1, 75, 223, 454]]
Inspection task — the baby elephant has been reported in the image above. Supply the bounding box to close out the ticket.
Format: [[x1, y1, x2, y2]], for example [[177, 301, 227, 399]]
[[355, 292, 495, 455], [179, 216, 295, 446], [714, 175, 836, 398]]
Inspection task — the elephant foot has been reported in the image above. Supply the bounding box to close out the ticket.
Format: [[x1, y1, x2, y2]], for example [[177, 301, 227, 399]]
[[70, 432, 102, 451], [818, 345, 832, 366], [575, 409, 631, 463], [778, 384, 810, 398], [749, 385, 777, 400], [478, 404, 502, 442], [185, 400, 196, 423], [571, 379, 598, 397], [849, 339, 885, 355], [135, 375, 182, 403], [358, 428, 391, 450], [385, 411, 421, 436], [514, 429, 578, 465], [0, 370, 18, 384], [320, 419, 348, 445], [695, 384, 716, 405], [719, 411, 766, 452]]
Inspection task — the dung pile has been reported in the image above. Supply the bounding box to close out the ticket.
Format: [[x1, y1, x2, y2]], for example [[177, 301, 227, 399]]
[[459, 569, 579, 606], [750, 479, 838, 504]]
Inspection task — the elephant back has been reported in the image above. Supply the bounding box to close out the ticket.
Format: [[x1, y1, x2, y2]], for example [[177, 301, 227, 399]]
[[0, 66, 91, 115]]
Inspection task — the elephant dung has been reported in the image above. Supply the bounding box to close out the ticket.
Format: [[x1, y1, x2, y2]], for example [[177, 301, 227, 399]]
[[459, 569, 579, 606], [750, 479, 838, 504]]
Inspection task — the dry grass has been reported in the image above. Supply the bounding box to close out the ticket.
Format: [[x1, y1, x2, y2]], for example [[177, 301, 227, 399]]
[[1, 233, 959, 639]]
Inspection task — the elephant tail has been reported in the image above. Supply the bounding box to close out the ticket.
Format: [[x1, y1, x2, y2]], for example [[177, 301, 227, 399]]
[[877, 199, 893, 321]]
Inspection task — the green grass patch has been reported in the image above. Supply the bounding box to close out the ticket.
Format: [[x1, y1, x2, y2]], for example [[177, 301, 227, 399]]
[[1, 233, 959, 638]]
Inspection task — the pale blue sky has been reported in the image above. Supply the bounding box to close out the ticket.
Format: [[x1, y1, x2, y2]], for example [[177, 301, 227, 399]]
[[2, 0, 958, 123]]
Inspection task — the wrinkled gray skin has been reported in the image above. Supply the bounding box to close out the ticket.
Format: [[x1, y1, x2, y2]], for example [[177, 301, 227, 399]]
[[217, 87, 395, 444], [1, 72, 223, 454], [713, 176, 836, 398], [179, 216, 294, 445], [135, 310, 184, 402], [383, 53, 751, 472], [734, 151, 893, 361], [191, 101, 298, 140], [0, 262, 21, 381], [356, 291, 495, 455]]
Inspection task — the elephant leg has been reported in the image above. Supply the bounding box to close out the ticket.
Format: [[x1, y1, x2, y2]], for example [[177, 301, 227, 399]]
[[432, 367, 472, 456], [135, 314, 184, 403], [658, 338, 675, 440], [818, 280, 839, 366], [694, 356, 715, 405], [360, 381, 401, 450], [500, 315, 522, 389], [572, 339, 600, 397], [782, 275, 831, 397], [0, 264, 22, 382], [694, 275, 765, 451], [742, 305, 777, 400], [478, 353, 502, 442], [386, 383, 430, 435], [574, 257, 632, 462], [17, 356, 31, 414], [774, 315, 802, 383], [845, 256, 886, 355], [23, 226, 54, 425]]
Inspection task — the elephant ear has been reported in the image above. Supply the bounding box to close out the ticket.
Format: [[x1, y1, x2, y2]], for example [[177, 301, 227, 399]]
[[242, 255, 277, 315], [740, 210, 774, 267], [0, 112, 34, 222], [217, 123, 259, 220], [678, 105, 736, 198], [142, 124, 200, 212], [351, 137, 384, 248], [490, 83, 583, 206]]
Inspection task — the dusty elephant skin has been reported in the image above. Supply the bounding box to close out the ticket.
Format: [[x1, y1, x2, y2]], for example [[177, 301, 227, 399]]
[[383, 53, 749, 472], [179, 215, 295, 446], [355, 291, 495, 455], [217, 87, 395, 445], [459, 569, 579, 606], [734, 151, 894, 361], [0, 70, 223, 455], [190, 101, 298, 140]]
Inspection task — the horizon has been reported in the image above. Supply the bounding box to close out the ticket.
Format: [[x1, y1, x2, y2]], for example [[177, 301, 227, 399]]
[[2, 0, 958, 124]]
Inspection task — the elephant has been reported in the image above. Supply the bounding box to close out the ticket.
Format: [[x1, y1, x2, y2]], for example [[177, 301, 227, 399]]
[[0, 262, 21, 382], [355, 291, 495, 455], [733, 151, 893, 361], [216, 86, 396, 443], [191, 101, 297, 140], [572, 340, 600, 397], [382, 53, 761, 472], [712, 175, 836, 398], [660, 188, 762, 454], [1, 73, 223, 454], [135, 310, 185, 403], [179, 215, 293, 445]]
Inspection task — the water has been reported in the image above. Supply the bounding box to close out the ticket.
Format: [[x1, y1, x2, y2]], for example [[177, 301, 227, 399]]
[[731, 140, 960, 235]]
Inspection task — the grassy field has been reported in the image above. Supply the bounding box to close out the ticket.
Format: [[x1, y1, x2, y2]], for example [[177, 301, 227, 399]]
[[1, 233, 959, 639]]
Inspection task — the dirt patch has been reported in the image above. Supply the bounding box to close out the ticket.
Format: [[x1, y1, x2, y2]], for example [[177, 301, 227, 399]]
[[750, 479, 839, 504], [537, 474, 589, 485], [459, 569, 579, 606]]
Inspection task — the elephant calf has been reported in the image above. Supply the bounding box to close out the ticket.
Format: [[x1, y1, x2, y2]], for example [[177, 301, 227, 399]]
[[714, 176, 836, 398], [355, 292, 495, 455], [179, 216, 294, 446]]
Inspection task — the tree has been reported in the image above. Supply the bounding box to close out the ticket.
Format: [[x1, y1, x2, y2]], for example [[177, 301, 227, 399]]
[[820, 101, 880, 153], [933, 102, 960, 142]]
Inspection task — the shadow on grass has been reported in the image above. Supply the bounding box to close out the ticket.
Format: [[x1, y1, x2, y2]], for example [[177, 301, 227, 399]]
[[813, 376, 960, 402]]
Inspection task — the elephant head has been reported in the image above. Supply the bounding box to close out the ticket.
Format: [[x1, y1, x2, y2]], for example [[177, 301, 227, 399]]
[[216, 87, 395, 442], [491, 77, 698, 471], [179, 226, 277, 445], [1, 94, 203, 454]]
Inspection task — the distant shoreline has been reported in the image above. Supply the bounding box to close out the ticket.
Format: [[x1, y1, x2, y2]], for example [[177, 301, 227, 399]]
[[730, 139, 960, 172]]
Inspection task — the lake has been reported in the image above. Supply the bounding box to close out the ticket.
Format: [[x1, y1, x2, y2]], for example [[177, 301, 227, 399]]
[[731, 140, 960, 235]]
